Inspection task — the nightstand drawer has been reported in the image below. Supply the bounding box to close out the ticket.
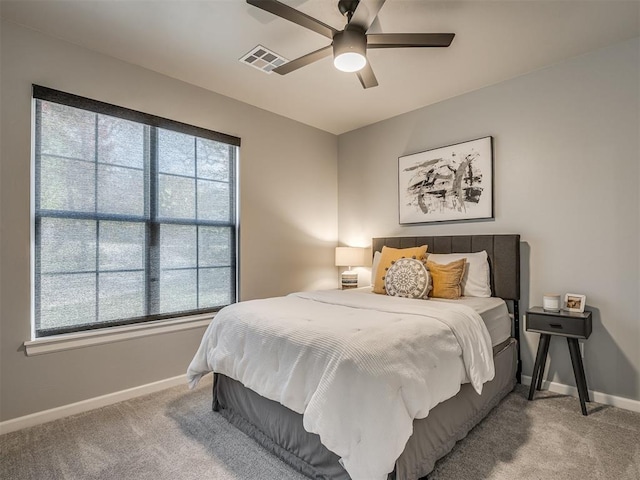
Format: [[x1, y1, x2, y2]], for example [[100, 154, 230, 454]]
[[527, 311, 592, 338]]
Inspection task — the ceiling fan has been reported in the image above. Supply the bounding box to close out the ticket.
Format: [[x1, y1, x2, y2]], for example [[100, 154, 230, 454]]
[[246, 0, 455, 89]]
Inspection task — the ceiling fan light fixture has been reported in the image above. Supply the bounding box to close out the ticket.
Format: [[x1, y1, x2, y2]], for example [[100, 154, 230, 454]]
[[332, 28, 367, 73], [334, 52, 366, 72]]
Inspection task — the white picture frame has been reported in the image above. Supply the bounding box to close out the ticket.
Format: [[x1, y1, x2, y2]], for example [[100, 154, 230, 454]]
[[564, 293, 586, 313]]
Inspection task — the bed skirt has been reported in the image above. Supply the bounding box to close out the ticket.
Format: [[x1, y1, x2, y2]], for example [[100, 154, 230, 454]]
[[212, 337, 517, 480]]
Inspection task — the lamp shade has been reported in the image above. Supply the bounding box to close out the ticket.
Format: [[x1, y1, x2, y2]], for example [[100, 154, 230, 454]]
[[335, 247, 371, 267], [332, 28, 367, 73]]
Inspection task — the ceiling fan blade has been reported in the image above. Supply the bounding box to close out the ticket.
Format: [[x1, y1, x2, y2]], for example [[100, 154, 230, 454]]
[[367, 33, 455, 48], [273, 45, 333, 75], [356, 62, 378, 89], [349, 0, 386, 32], [246, 0, 338, 39]]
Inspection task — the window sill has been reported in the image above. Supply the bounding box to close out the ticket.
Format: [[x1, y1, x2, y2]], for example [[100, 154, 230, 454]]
[[24, 313, 215, 356]]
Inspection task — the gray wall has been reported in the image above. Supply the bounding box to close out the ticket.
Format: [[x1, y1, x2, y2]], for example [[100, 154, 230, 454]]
[[338, 38, 640, 403], [0, 21, 338, 421]]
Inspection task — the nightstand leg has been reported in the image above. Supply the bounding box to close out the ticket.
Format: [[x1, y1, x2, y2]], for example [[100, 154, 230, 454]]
[[536, 335, 551, 391], [528, 334, 550, 401], [567, 338, 589, 416]]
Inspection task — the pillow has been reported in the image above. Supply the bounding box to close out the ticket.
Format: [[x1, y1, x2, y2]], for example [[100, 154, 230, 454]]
[[370, 250, 381, 286], [426, 251, 491, 297], [427, 258, 466, 299], [384, 258, 431, 299], [373, 245, 428, 294]]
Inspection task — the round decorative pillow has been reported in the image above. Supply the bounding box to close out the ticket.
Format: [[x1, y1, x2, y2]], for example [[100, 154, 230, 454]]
[[384, 258, 430, 299]]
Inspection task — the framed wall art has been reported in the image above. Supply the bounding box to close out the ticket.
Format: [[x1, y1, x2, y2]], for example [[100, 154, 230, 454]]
[[398, 136, 494, 224]]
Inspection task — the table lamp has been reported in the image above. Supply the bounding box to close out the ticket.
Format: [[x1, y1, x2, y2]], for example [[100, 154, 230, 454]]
[[335, 246, 371, 289]]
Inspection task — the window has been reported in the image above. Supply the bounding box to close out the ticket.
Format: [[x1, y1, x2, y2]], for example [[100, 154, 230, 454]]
[[33, 86, 239, 338]]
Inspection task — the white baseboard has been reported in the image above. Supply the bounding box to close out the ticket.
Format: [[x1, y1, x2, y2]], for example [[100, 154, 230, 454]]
[[521, 375, 640, 413], [0, 374, 188, 435]]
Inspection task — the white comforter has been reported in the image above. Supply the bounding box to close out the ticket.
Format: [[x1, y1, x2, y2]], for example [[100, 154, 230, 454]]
[[187, 289, 494, 480]]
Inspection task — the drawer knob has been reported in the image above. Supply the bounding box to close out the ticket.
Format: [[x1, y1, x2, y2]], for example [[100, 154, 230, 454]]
[[549, 323, 563, 329]]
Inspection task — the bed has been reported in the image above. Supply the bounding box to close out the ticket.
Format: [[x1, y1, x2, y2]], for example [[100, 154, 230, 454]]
[[188, 234, 521, 480]]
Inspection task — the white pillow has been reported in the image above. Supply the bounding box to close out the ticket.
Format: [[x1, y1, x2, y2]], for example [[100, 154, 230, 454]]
[[370, 250, 381, 286], [426, 251, 491, 297]]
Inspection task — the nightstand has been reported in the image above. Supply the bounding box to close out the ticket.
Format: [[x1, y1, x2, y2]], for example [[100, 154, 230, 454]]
[[526, 306, 593, 415]]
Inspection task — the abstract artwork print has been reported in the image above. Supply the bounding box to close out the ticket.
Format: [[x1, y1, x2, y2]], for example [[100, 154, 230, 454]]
[[398, 136, 493, 224]]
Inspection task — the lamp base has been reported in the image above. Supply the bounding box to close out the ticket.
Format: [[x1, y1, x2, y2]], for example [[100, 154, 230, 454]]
[[341, 271, 358, 290]]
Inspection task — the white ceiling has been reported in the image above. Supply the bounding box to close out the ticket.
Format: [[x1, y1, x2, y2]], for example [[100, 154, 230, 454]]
[[1, 0, 638, 135]]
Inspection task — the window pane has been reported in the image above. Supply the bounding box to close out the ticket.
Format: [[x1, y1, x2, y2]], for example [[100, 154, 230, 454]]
[[40, 156, 96, 212], [99, 272, 145, 322], [39, 273, 96, 331], [99, 221, 145, 271], [98, 115, 145, 168], [158, 129, 195, 176], [40, 218, 96, 273], [158, 174, 195, 219], [197, 180, 230, 221], [199, 226, 232, 267], [160, 269, 197, 312], [197, 138, 230, 181], [199, 267, 232, 308], [39, 101, 95, 161], [98, 165, 145, 216], [161, 225, 197, 269]]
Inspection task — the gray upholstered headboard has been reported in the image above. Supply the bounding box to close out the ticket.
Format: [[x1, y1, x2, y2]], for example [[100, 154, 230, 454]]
[[372, 234, 522, 382], [372, 234, 520, 301]]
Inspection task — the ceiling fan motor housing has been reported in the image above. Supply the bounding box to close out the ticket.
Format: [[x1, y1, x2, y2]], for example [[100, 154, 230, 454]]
[[333, 27, 367, 72]]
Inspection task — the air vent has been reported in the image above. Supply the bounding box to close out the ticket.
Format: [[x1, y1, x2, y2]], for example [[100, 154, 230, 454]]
[[240, 45, 288, 74]]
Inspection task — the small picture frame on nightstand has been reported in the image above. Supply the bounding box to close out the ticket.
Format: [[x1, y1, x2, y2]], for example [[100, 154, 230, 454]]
[[564, 293, 586, 313]]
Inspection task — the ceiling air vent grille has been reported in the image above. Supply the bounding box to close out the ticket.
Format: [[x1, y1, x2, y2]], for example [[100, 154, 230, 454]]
[[240, 45, 288, 74]]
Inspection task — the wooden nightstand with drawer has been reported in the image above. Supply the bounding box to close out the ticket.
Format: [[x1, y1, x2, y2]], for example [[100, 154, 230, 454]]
[[526, 307, 592, 415]]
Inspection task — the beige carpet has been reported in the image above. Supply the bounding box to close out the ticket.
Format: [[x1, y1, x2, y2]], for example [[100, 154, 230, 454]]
[[1, 376, 639, 480], [428, 386, 640, 479]]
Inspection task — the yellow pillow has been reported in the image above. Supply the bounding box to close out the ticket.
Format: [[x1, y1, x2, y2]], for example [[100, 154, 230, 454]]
[[427, 258, 466, 299], [373, 245, 428, 294]]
